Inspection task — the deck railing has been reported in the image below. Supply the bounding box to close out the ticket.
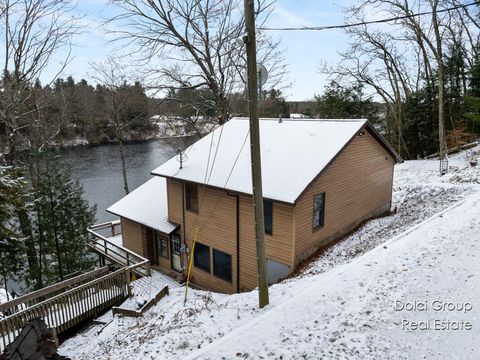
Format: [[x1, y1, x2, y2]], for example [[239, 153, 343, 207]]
[[0, 265, 141, 352], [87, 223, 151, 278], [0, 267, 110, 318], [89, 220, 122, 238]]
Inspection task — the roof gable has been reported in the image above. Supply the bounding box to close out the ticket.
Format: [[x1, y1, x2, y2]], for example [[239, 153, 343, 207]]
[[152, 118, 397, 204]]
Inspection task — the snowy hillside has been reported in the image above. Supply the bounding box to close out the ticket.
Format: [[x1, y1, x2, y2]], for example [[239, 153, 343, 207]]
[[60, 148, 480, 360]]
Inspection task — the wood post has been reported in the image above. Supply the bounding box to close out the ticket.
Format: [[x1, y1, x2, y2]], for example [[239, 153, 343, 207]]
[[244, 0, 269, 308]]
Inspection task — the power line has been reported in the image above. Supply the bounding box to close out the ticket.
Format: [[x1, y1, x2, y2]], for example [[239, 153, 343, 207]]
[[196, 127, 251, 236], [258, 1, 480, 31]]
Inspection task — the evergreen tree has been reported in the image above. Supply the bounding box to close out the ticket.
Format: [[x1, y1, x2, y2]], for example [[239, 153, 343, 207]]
[[464, 48, 480, 134], [0, 166, 27, 298], [259, 89, 290, 118], [315, 81, 379, 122], [35, 156, 96, 284]]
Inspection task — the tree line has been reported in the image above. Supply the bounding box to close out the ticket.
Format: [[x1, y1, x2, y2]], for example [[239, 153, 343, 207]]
[[0, 75, 154, 152], [318, 0, 480, 160]]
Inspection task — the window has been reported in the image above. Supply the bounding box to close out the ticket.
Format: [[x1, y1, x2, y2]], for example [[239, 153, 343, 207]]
[[264, 199, 273, 235], [186, 183, 198, 212], [313, 193, 325, 229], [213, 249, 232, 282], [156, 232, 168, 259], [194, 242, 210, 272]]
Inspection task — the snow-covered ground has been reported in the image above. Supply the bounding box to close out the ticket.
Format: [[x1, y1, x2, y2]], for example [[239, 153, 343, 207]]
[[60, 148, 480, 360]]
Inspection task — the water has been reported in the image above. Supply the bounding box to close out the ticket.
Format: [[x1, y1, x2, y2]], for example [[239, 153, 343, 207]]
[[60, 137, 195, 223], [4, 138, 199, 296]]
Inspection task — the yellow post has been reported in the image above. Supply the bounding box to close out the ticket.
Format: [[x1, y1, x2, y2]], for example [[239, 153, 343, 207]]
[[184, 226, 199, 305]]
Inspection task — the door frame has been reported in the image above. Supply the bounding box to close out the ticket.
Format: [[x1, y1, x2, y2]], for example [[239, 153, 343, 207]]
[[170, 233, 182, 273]]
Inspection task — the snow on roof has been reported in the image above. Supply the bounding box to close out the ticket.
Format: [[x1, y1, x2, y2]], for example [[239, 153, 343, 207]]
[[107, 177, 177, 234], [151, 118, 369, 204]]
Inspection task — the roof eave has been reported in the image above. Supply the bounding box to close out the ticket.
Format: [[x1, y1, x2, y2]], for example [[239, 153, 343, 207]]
[[292, 121, 402, 204], [364, 122, 403, 163], [106, 208, 178, 235], [151, 172, 296, 205]]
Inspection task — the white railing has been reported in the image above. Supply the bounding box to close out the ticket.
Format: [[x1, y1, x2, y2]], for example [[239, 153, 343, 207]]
[[87, 222, 151, 278]]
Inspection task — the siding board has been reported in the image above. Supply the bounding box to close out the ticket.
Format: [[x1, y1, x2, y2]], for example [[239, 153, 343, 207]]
[[121, 218, 144, 256], [167, 179, 183, 224], [294, 129, 394, 264]]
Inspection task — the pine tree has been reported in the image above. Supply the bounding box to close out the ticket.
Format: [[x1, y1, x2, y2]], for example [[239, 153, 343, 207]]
[[35, 156, 96, 284], [0, 166, 27, 299]]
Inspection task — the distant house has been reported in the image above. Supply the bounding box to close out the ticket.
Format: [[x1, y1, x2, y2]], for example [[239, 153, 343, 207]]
[[289, 113, 309, 119], [149, 114, 216, 137], [106, 118, 402, 294]]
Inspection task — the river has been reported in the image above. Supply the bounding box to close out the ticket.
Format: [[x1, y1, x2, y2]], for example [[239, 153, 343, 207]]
[[3, 137, 196, 296], [60, 137, 196, 223]]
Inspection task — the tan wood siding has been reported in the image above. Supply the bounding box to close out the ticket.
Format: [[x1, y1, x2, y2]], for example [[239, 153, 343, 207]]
[[294, 129, 395, 264], [238, 196, 294, 291], [166, 181, 295, 293], [167, 178, 183, 224], [184, 186, 238, 293], [121, 217, 145, 256]]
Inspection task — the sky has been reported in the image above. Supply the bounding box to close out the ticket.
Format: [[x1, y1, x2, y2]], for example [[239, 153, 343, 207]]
[[44, 0, 355, 101]]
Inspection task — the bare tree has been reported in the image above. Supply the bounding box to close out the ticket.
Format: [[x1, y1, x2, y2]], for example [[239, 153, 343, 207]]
[[321, 23, 415, 157], [0, 0, 79, 158], [91, 57, 149, 195], [0, 0, 79, 288], [323, 0, 479, 158], [108, 0, 286, 124]]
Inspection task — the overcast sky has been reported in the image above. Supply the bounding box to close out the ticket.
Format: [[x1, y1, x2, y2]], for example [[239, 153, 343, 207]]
[[47, 0, 355, 101]]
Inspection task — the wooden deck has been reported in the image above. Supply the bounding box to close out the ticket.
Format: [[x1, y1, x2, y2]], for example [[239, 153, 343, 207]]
[[87, 221, 151, 277], [0, 262, 149, 352], [0, 221, 172, 352]]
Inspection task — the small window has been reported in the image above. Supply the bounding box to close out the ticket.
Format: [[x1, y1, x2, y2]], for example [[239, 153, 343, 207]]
[[213, 249, 232, 282], [186, 182, 198, 212], [264, 199, 273, 235], [156, 232, 169, 259], [313, 193, 325, 229], [194, 242, 210, 272]]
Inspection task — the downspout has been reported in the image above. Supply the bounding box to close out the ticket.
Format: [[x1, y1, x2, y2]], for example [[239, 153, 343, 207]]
[[228, 192, 241, 293], [236, 195, 240, 293], [181, 182, 187, 274]]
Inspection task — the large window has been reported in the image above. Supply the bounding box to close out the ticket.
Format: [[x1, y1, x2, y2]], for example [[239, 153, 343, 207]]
[[194, 242, 210, 272], [186, 182, 198, 212], [264, 199, 273, 235], [313, 193, 325, 229], [213, 249, 232, 282], [156, 232, 169, 259]]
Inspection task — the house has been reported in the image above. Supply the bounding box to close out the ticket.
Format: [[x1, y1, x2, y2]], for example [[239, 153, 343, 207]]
[[105, 118, 402, 294], [289, 113, 309, 119]]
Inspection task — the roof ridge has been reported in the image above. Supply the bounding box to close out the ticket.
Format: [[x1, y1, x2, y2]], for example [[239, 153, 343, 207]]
[[231, 117, 368, 122]]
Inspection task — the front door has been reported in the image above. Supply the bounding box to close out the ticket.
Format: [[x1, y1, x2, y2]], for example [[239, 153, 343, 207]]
[[145, 228, 157, 266], [170, 234, 182, 272]]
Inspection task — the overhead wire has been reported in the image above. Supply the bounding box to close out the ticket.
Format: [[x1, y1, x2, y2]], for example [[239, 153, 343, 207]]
[[196, 128, 251, 235], [258, 1, 480, 31], [183, 123, 226, 244]]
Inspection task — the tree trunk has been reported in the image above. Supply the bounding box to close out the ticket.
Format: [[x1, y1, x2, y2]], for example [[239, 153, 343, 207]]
[[438, 63, 447, 158], [431, 0, 447, 159], [216, 93, 230, 125], [118, 135, 129, 195], [46, 168, 64, 281], [16, 208, 41, 288]]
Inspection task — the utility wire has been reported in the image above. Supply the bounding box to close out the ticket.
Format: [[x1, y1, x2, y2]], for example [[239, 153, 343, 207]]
[[258, 1, 480, 31]]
